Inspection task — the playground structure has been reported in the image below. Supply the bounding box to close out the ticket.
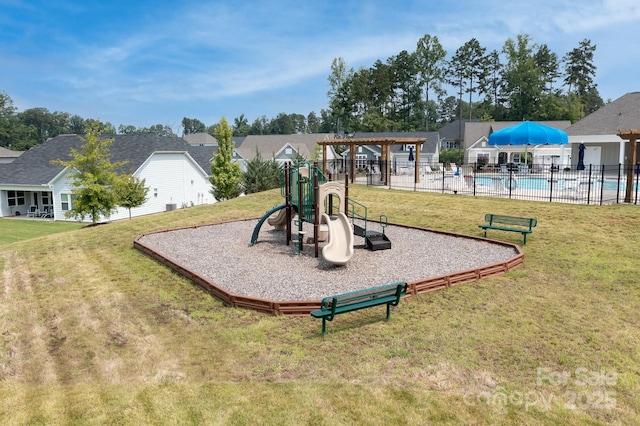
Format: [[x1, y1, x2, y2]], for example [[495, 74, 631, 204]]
[[250, 162, 391, 265]]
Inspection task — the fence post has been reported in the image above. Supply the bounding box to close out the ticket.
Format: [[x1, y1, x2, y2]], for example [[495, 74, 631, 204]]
[[586, 164, 592, 205], [549, 166, 555, 202], [635, 163, 639, 205], [616, 163, 622, 204]]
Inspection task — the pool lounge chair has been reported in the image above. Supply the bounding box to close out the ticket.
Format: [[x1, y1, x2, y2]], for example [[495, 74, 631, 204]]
[[492, 176, 518, 192], [563, 178, 591, 200], [491, 176, 507, 192], [464, 175, 475, 189]]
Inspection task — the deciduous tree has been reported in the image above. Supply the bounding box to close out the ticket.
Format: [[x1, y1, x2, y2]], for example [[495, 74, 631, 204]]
[[115, 174, 149, 219], [501, 34, 543, 120], [233, 114, 251, 136], [181, 117, 206, 135], [53, 120, 127, 224]]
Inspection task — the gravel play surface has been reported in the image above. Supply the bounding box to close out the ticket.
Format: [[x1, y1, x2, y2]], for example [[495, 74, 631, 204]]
[[138, 219, 519, 302]]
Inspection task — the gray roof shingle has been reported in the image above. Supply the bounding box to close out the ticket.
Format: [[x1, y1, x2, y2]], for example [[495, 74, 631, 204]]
[[0, 133, 208, 185], [352, 131, 439, 153], [235, 133, 335, 160], [565, 92, 640, 135]]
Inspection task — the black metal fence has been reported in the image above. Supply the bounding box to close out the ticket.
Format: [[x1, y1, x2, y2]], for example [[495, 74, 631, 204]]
[[322, 160, 640, 205]]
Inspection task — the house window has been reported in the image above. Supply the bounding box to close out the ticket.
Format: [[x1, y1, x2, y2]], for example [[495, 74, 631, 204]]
[[285, 148, 292, 155], [356, 154, 367, 169], [7, 190, 25, 207], [61, 193, 72, 211], [476, 153, 490, 167], [153, 188, 158, 198], [41, 191, 50, 205]]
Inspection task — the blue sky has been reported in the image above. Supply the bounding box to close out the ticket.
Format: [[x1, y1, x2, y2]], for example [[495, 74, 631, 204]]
[[1, 0, 638, 132]]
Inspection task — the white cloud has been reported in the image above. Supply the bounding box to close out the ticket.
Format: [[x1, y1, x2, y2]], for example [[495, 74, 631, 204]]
[[556, 0, 640, 32], [4, 0, 638, 126]]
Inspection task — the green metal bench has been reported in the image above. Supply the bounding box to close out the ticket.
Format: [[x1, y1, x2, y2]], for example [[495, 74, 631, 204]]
[[479, 214, 537, 244], [310, 282, 407, 334]]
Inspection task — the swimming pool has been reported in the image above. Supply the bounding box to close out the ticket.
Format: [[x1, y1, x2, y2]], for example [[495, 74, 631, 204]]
[[475, 175, 638, 191], [475, 176, 555, 190]]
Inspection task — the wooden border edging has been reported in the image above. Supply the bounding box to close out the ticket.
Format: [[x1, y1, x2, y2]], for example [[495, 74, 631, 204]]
[[133, 219, 524, 316]]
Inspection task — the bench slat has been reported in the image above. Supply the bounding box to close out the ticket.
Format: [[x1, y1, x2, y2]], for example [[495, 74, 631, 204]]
[[484, 214, 537, 228], [480, 225, 532, 234]]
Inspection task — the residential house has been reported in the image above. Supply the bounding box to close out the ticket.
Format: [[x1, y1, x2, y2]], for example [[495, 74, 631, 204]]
[[438, 120, 467, 150], [183, 132, 218, 146], [234, 134, 341, 170], [183, 132, 249, 172], [0, 146, 22, 164], [183, 132, 246, 148], [463, 121, 572, 167], [0, 133, 214, 221], [341, 132, 440, 170], [565, 92, 640, 169]]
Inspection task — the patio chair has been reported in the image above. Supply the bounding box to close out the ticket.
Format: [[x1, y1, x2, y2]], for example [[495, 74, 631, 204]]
[[40, 205, 53, 218], [26, 205, 39, 217]]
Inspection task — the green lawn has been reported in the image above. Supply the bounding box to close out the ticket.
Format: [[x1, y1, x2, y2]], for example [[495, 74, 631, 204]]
[[0, 218, 84, 246], [0, 187, 638, 425]]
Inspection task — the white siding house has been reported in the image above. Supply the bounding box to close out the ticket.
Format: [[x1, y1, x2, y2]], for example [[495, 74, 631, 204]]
[[0, 134, 215, 222], [565, 92, 640, 169]]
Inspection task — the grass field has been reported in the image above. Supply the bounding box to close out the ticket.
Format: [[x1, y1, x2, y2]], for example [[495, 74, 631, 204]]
[[0, 187, 638, 425], [0, 218, 84, 246]]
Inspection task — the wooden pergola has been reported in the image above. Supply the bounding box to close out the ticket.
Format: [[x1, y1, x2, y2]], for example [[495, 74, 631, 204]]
[[316, 137, 426, 184], [617, 129, 640, 203]]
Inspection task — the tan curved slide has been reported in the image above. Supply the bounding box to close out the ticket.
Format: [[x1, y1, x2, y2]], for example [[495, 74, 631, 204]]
[[267, 208, 287, 230], [321, 212, 355, 266]]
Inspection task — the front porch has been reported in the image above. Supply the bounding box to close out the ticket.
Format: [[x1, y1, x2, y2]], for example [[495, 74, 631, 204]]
[[2, 189, 54, 219]]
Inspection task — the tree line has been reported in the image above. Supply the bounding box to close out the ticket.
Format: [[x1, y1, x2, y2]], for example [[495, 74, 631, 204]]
[[0, 92, 181, 151], [0, 91, 335, 151], [1, 32, 604, 151], [326, 33, 604, 135]]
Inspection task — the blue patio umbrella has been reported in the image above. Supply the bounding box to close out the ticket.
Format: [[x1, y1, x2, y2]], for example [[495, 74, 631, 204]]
[[408, 146, 415, 162], [488, 121, 568, 165]]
